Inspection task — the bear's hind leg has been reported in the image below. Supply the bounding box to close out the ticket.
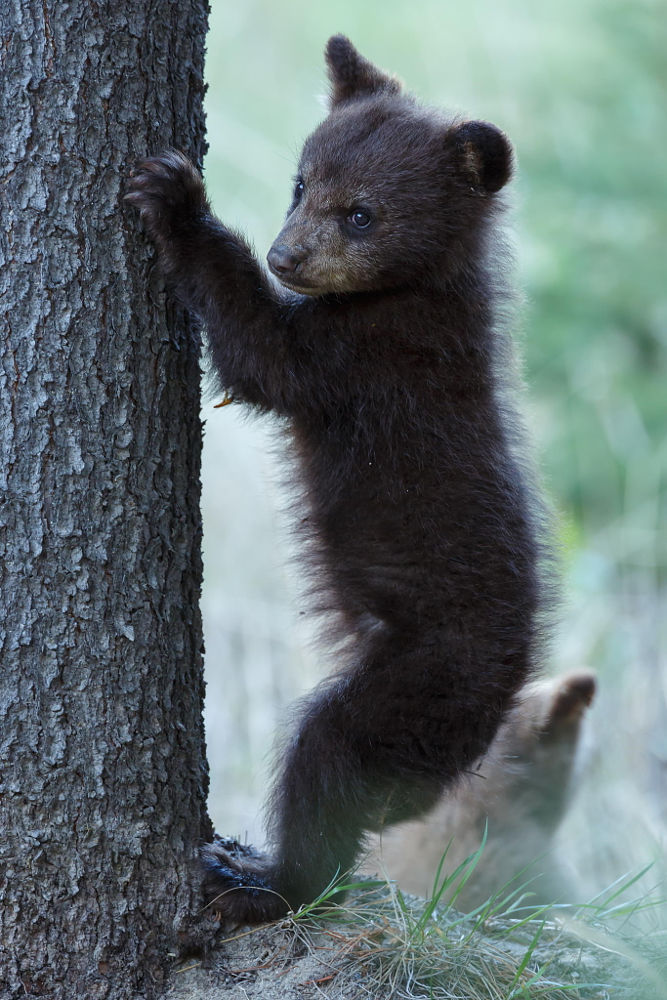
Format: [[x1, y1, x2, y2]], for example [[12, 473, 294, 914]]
[[201, 636, 515, 923]]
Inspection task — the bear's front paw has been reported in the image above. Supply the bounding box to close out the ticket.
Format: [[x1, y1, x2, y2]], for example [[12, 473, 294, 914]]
[[125, 150, 208, 244], [200, 836, 289, 924]]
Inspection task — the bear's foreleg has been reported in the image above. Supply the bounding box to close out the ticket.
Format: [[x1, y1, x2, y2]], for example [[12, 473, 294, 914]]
[[126, 152, 307, 415]]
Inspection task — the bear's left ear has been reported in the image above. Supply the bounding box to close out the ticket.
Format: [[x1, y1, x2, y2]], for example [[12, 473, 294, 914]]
[[325, 35, 401, 108], [448, 121, 513, 194]]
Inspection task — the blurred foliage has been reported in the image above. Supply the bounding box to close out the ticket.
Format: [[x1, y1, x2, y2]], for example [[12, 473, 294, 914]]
[[201, 0, 667, 887]]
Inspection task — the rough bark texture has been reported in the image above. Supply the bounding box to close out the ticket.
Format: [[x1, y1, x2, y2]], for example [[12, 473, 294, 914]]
[[0, 1, 210, 997]]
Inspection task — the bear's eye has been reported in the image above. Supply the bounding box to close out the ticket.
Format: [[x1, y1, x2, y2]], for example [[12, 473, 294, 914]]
[[349, 209, 372, 229], [293, 179, 305, 202]]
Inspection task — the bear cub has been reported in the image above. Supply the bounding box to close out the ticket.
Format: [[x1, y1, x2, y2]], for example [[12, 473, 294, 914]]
[[127, 35, 552, 924]]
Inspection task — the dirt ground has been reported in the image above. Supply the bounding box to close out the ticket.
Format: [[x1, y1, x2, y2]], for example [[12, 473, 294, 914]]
[[166, 921, 359, 1000]]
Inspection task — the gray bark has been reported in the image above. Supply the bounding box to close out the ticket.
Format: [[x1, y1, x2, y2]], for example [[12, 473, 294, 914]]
[[0, 1, 210, 997]]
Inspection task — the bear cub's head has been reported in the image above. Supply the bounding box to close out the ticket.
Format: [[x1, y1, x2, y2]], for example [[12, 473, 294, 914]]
[[267, 35, 513, 297]]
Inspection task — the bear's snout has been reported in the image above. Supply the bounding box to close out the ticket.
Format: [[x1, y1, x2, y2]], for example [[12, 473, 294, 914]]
[[267, 243, 308, 277]]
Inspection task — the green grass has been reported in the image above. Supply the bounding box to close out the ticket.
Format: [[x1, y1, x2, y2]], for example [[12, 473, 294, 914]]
[[285, 859, 667, 1000]]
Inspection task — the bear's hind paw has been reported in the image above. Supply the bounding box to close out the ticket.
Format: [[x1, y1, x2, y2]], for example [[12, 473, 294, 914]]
[[200, 836, 289, 924]]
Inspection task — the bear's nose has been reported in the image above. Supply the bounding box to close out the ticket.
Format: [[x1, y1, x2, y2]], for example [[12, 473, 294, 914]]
[[267, 244, 308, 276]]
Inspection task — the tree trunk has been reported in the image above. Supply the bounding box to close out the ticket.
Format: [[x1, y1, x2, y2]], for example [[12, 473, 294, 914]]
[[0, 2, 210, 997]]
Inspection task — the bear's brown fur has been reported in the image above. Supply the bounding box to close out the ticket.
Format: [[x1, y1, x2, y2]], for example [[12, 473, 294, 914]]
[[127, 36, 554, 923], [364, 671, 596, 908]]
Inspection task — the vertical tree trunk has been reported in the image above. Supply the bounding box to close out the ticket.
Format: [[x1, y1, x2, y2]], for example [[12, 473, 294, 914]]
[[0, 2, 210, 997]]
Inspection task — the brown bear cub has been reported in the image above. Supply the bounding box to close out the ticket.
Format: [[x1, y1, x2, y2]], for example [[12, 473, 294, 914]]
[[364, 671, 596, 909], [127, 35, 552, 923]]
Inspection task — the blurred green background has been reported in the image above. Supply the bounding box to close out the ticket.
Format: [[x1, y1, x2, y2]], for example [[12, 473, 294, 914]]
[[200, 0, 667, 899]]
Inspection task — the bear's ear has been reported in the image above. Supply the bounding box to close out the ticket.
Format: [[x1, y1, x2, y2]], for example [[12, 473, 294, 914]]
[[325, 35, 401, 108], [448, 121, 513, 194], [544, 671, 597, 728]]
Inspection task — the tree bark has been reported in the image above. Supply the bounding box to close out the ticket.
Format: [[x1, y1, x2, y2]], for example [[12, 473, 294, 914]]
[[0, 1, 210, 997]]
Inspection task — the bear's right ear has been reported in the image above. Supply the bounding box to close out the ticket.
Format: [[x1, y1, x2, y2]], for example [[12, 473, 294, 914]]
[[325, 35, 401, 109], [448, 120, 514, 194]]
